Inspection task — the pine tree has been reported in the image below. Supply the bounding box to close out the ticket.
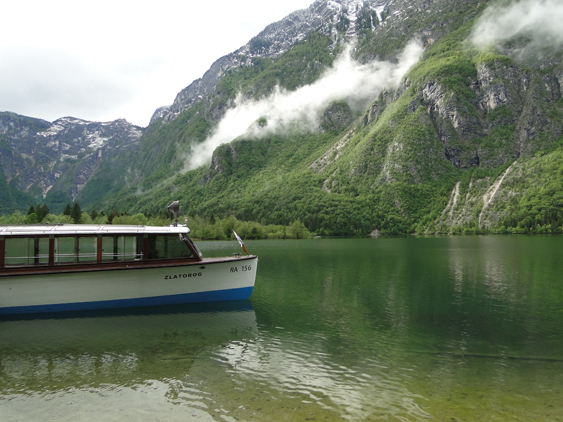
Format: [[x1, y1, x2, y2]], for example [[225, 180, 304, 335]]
[[71, 202, 82, 224], [108, 208, 119, 224], [37, 204, 49, 222], [63, 203, 72, 216]]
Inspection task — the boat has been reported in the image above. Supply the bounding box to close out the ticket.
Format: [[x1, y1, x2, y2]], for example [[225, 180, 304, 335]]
[[0, 203, 257, 315]]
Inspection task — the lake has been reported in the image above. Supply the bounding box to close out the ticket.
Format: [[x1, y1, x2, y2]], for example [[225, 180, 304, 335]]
[[1, 236, 562, 421]]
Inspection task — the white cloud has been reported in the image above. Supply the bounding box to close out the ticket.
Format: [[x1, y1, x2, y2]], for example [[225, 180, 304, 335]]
[[0, 0, 314, 126], [187, 40, 424, 170], [469, 0, 563, 53]]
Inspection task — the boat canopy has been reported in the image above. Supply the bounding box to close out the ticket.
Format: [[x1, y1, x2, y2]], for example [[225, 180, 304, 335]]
[[0, 224, 190, 237]]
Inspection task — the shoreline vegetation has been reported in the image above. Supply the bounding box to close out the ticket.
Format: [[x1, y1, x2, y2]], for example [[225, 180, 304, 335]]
[[0, 205, 561, 239], [0, 205, 311, 240]]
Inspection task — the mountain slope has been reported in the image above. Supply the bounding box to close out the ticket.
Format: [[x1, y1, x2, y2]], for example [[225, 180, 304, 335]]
[[107, 0, 563, 235]]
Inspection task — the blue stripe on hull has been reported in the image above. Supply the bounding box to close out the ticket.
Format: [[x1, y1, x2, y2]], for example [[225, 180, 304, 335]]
[[0, 286, 254, 315]]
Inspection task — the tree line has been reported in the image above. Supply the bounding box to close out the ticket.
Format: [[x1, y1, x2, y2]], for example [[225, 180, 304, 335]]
[[0, 203, 312, 240]]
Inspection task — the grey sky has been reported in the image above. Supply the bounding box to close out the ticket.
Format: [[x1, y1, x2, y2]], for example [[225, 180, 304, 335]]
[[0, 0, 314, 127]]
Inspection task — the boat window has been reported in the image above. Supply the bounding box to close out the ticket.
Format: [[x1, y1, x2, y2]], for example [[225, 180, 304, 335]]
[[55, 237, 77, 264], [147, 234, 193, 260], [102, 235, 143, 261], [4, 237, 49, 267], [54, 236, 103, 264], [78, 237, 97, 262], [101, 236, 115, 261]]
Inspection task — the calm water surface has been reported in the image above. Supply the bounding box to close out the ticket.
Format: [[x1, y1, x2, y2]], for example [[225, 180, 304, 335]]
[[1, 236, 562, 421]]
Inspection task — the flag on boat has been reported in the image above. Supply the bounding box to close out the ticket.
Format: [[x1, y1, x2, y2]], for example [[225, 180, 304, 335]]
[[233, 230, 249, 255]]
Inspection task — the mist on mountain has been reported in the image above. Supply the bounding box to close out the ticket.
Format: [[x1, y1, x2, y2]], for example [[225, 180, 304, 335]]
[[469, 0, 563, 56], [187, 39, 424, 170]]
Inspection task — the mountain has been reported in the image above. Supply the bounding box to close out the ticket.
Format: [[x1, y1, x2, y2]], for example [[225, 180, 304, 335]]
[[157, 0, 390, 124], [3, 0, 563, 235], [0, 112, 142, 213]]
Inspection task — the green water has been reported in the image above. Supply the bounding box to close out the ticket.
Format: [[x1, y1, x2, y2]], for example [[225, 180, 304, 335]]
[[1, 236, 563, 421]]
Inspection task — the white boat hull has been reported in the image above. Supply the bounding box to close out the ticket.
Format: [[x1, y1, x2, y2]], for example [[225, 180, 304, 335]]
[[0, 256, 257, 315]]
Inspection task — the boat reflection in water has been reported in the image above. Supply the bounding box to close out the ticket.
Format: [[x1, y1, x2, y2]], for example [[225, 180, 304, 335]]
[[0, 297, 429, 422], [0, 300, 256, 421]]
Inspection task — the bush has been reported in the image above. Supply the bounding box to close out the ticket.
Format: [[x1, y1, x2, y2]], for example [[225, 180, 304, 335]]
[[0, 211, 26, 224], [287, 220, 311, 239], [94, 215, 109, 224], [24, 213, 39, 224], [112, 213, 149, 225], [80, 212, 93, 224], [42, 214, 74, 224]]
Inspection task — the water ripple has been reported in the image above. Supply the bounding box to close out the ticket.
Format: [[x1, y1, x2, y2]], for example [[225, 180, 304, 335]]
[[208, 331, 431, 421]]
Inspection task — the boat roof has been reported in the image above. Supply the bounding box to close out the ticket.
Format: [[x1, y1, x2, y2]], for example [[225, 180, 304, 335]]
[[0, 224, 190, 236]]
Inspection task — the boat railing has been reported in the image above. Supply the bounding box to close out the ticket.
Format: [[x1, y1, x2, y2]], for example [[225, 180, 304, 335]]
[[55, 253, 97, 258], [55, 252, 97, 263], [3, 252, 145, 267], [101, 252, 143, 261], [4, 255, 50, 267], [53, 252, 143, 262]]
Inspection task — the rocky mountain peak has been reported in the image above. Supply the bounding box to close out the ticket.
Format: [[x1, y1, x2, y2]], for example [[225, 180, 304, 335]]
[[0, 112, 143, 205], [158, 0, 394, 124]]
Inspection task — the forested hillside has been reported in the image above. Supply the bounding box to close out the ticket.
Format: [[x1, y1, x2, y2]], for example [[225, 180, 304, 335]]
[[3, 0, 563, 235]]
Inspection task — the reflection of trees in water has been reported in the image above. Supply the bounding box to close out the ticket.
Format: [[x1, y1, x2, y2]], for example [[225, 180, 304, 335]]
[[445, 236, 562, 359]]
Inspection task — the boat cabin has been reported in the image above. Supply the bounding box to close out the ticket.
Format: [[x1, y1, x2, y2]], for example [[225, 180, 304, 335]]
[[0, 224, 202, 272]]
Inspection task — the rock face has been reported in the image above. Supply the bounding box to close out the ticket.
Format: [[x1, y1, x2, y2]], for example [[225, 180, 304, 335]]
[[343, 54, 563, 193], [433, 161, 520, 232], [158, 0, 391, 123], [421, 61, 563, 170], [0, 112, 142, 207], [149, 106, 170, 125], [320, 101, 353, 132]]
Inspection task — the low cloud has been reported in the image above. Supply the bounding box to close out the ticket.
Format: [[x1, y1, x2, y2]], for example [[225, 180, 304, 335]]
[[187, 40, 424, 170], [469, 0, 563, 54]]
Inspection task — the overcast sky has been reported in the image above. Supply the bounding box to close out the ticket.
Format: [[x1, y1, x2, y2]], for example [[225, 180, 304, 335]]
[[0, 0, 314, 127]]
